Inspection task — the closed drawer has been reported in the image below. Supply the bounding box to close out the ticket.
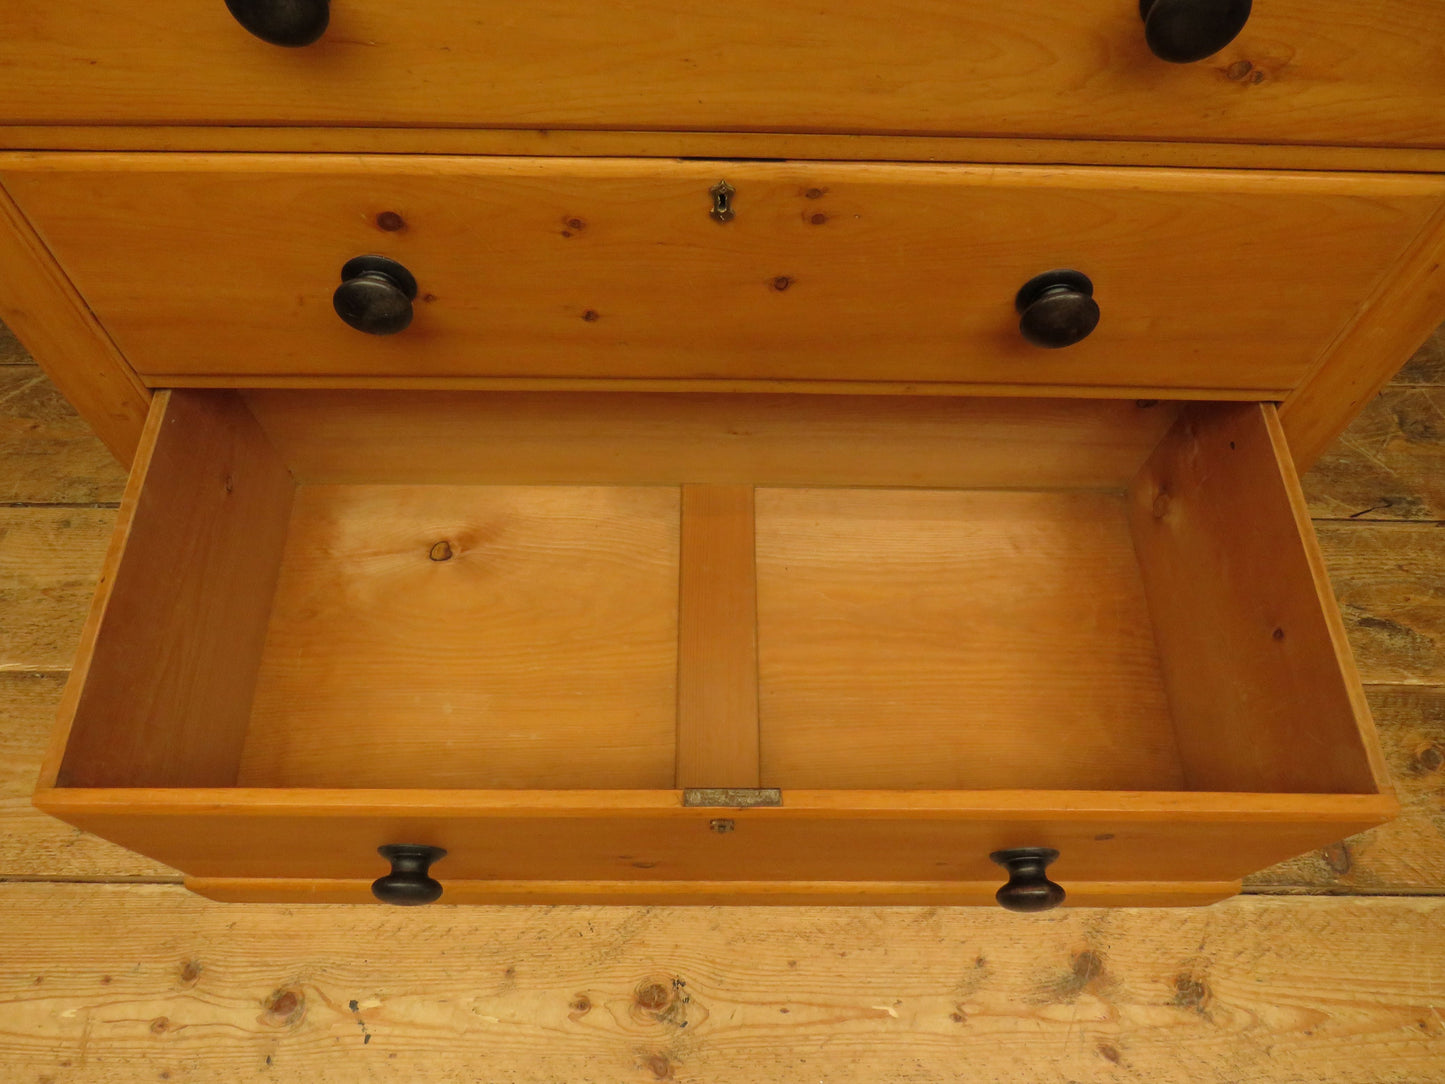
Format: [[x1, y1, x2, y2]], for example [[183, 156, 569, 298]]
[[6, 156, 1443, 391], [2, 2, 1443, 147], [36, 388, 1395, 906]]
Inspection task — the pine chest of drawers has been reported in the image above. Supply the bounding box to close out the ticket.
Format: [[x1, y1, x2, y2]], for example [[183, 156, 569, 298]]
[[2, 0, 1443, 911]]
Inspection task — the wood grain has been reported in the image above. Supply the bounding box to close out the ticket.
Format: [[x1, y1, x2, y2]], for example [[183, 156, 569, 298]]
[[755, 488, 1182, 791], [244, 391, 1184, 490], [1303, 387, 1445, 522], [239, 484, 681, 790], [1249, 685, 1445, 895], [32, 788, 1393, 888], [4, 675, 1434, 894], [5, 156, 1440, 389], [0, 672, 176, 882], [0, 320, 28, 365], [188, 877, 1238, 908], [1396, 324, 1445, 386], [5, 127, 1445, 175], [0, 365, 127, 505], [54, 391, 296, 789], [1317, 523, 1445, 687], [1, 0, 1443, 145], [1128, 404, 1385, 795], [0, 181, 149, 463], [185, 375, 1289, 400], [1281, 203, 1445, 472], [0, 507, 114, 671], [676, 486, 759, 789], [0, 885, 1443, 1082]]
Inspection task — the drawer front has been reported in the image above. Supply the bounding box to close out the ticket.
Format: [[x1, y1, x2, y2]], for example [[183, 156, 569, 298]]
[[2, 3, 1443, 147], [7, 156, 1443, 390], [36, 791, 1393, 889]]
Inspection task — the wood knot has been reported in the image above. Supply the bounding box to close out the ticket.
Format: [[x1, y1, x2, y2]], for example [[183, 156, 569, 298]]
[[772, 275, 793, 291], [375, 211, 406, 232], [1152, 491, 1171, 519], [1411, 742, 1444, 774], [179, 960, 202, 986], [262, 988, 306, 1027], [582, 309, 600, 322], [639, 1053, 674, 1080], [570, 994, 592, 1015], [634, 980, 673, 1013], [429, 540, 454, 561], [1171, 973, 1210, 1015]]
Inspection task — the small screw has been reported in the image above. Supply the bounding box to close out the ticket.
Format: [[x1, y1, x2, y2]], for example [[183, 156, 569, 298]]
[[709, 819, 735, 834]]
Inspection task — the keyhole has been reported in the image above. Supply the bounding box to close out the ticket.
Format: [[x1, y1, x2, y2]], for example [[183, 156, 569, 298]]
[[710, 180, 735, 223]]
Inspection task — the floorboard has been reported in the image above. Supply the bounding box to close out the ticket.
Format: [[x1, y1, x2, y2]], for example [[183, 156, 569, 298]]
[[1, 885, 1443, 1084]]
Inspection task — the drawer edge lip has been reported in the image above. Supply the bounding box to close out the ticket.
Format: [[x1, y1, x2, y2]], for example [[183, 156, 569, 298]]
[[184, 875, 1242, 908], [142, 375, 1297, 402], [35, 787, 1398, 824], [2, 127, 1444, 175]]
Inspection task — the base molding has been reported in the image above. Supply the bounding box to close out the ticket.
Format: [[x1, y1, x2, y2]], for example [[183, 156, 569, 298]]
[[186, 877, 1241, 908]]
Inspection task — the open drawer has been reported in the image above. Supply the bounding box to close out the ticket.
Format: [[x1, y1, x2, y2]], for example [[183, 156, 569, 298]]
[[35, 390, 1395, 908]]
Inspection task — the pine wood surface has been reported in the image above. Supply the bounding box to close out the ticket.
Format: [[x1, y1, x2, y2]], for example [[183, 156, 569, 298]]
[[755, 488, 1181, 791], [676, 485, 760, 789], [6, 126, 1445, 174], [1280, 204, 1445, 472], [240, 483, 682, 791], [5, 155, 1439, 391], [3, 0, 1443, 147], [1127, 404, 1384, 796], [0, 884, 1442, 1083], [1, 324, 1444, 1078], [0, 181, 150, 464]]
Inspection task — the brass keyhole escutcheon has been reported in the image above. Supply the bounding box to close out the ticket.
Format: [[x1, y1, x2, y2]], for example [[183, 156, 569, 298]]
[[709, 180, 735, 223]]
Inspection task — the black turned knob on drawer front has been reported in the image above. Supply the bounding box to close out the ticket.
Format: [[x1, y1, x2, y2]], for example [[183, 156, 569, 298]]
[[990, 848, 1066, 913], [1140, 0, 1252, 63], [333, 255, 418, 336], [372, 844, 447, 905], [224, 0, 330, 46], [1015, 269, 1100, 349]]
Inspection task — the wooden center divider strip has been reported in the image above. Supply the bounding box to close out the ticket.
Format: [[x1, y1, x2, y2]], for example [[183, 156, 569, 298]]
[[675, 485, 761, 789]]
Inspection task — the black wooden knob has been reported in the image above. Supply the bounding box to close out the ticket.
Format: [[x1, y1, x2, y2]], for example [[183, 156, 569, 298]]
[[990, 847, 1065, 913], [224, 0, 330, 46], [1015, 269, 1100, 349], [372, 844, 446, 905], [333, 255, 418, 336], [1140, 0, 1252, 63]]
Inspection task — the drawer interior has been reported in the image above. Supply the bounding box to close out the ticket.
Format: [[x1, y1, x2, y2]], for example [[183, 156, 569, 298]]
[[50, 390, 1383, 798]]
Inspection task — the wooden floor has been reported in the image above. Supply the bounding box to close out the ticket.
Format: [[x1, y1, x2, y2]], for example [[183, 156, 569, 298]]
[[1, 320, 1443, 1082]]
